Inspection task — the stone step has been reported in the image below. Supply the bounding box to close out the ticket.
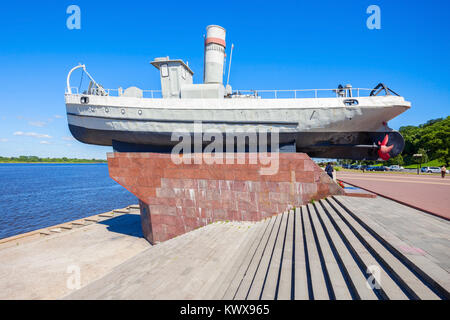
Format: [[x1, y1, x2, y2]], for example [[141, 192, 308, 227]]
[[112, 208, 129, 214], [331, 196, 441, 300], [246, 213, 283, 300], [233, 215, 278, 300], [276, 209, 295, 300], [317, 199, 378, 300], [205, 221, 264, 300], [260, 211, 289, 300], [98, 212, 114, 218], [220, 217, 273, 300], [162, 223, 240, 299], [293, 207, 309, 300], [322, 198, 408, 300], [309, 203, 352, 300], [184, 223, 256, 299], [71, 220, 88, 226], [84, 216, 100, 223], [303, 204, 329, 300], [335, 195, 450, 300], [146, 223, 238, 299], [132, 223, 227, 298]]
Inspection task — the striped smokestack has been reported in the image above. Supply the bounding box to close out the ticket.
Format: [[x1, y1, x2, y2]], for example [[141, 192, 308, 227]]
[[203, 25, 226, 84]]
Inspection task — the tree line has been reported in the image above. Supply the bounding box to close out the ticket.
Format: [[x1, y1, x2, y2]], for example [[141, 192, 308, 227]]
[[0, 156, 107, 163], [398, 116, 449, 166]]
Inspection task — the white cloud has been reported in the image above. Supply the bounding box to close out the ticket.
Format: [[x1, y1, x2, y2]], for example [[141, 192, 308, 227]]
[[40, 141, 51, 145], [62, 136, 75, 141], [28, 121, 47, 127], [13, 131, 52, 139], [0, 138, 8, 142], [54, 115, 63, 119]]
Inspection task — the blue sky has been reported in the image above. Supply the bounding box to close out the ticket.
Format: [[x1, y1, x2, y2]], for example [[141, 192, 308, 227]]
[[0, 0, 449, 159]]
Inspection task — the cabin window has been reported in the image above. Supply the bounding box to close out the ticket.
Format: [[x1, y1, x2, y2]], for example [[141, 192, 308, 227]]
[[161, 64, 169, 77]]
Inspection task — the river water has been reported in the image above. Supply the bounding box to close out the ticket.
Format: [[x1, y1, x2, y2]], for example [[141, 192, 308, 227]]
[[0, 163, 137, 239]]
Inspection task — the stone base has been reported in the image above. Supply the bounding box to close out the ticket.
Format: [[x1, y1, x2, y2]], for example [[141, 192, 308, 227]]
[[107, 153, 345, 244]]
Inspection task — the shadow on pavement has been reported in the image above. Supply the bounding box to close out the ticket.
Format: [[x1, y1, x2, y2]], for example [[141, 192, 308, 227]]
[[98, 214, 143, 238]]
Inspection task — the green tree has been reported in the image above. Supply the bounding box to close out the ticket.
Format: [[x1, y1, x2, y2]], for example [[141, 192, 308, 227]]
[[399, 116, 449, 166], [416, 148, 429, 164], [386, 154, 403, 166]]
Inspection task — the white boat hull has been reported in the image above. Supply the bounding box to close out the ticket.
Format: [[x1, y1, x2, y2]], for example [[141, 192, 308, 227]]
[[65, 94, 410, 159]]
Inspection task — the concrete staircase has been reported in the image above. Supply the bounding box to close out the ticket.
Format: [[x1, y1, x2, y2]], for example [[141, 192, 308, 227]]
[[66, 197, 450, 300]]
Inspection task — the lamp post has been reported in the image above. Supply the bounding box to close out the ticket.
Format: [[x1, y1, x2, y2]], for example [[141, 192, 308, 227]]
[[413, 154, 423, 175]]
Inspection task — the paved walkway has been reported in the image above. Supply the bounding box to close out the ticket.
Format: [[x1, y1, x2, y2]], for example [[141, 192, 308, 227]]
[[66, 197, 450, 300], [2, 198, 448, 300], [0, 206, 150, 299], [337, 172, 450, 220]]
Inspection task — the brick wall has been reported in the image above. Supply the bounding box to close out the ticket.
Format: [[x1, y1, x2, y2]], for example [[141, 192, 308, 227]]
[[108, 153, 344, 244]]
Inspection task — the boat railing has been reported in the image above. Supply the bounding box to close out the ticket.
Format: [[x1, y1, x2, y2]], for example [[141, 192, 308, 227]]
[[66, 86, 396, 99], [230, 88, 376, 99], [66, 87, 163, 98], [231, 83, 400, 98], [105, 88, 164, 99]]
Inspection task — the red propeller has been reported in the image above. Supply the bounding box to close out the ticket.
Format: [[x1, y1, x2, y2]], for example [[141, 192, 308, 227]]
[[377, 134, 394, 161]]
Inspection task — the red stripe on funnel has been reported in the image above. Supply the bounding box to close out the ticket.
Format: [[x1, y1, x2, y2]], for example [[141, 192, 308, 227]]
[[205, 37, 226, 47]]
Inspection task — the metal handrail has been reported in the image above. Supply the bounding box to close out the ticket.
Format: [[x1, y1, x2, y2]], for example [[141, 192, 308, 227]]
[[66, 87, 163, 98], [232, 88, 375, 98], [66, 87, 391, 99]]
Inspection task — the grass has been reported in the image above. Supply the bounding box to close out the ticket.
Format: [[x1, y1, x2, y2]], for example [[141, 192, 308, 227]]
[[0, 156, 107, 164]]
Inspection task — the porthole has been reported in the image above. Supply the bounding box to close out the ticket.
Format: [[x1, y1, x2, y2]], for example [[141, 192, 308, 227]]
[[105, 107, 109, 113], [80, 96, 89, 104], [121, 109, 125, 115], [138, 110, 142, 115]]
